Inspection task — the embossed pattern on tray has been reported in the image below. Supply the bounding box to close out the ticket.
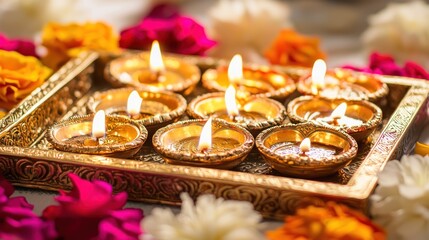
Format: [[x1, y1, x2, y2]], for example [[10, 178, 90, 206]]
[[0, 52, 428, 220], [30, 76, 408, 185]]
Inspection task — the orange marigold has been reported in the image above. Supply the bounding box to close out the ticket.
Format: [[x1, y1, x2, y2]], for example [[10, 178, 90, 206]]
[[265, 29, 326, 68], [41, 22, 119, 69], [0, 50, 52, 110], [266, 202, 386, 240]]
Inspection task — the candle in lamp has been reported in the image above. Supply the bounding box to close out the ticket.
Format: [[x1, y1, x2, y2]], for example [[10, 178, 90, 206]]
[[149, 40, 165, 82], [197, 117, 212, 153], [201, 54, 296, 100], [106, 41, 201, 95], [126, 90, 144, 119], [299, 137, 311, 153], [47, 110, 148, 158], [214, 84, 267, 123], [298, 59, 388, 102], [269, 137, 341, 160], [92, 110, 105, 141], [224, 85, 240, 120], [99, 90, 171, 119], [309, 102, 364, 127], [187, 84, 286, 135], [228, 54, 243, 84], [287, 96, 383, 142], [189, 55, 287, 135], [227, 54, 247, 101], [67, 110, 110, 147], [70, 110, 127, 147], [87, 88, 188, 135], [171, 118, 241, 154], [310, 59, 339, 95], [153, 119, 254, 169], [311, 59, 327, 92], [256, 122, 358, 178]]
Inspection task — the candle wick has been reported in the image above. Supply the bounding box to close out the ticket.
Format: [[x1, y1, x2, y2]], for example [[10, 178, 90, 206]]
[[332, 116, 342, 126], [130, 113, 141, 120], [96, 135, 105, 145], [230, 113, 242, 122], [199, 147, 210, 154], [151, 70, 164, 82]]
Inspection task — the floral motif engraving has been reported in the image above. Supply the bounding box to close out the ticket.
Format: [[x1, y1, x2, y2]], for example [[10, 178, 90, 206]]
[[0, 54, 427, 220], [0, 52, 97, 147]]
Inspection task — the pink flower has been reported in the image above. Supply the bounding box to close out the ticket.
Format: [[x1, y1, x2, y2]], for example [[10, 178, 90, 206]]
[[42, 173, 143, 240], [404, 61, 429, 80], [368, 52, 404, 76], [97, 209, 143, 240], [119, 4, 216, 56], [0, 34, 37, 57], [343, 52, 429, 80], [0, 176, 57, 240]]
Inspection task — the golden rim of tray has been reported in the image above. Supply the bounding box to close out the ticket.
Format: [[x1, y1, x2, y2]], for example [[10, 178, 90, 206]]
[[0, 51, 427, 219]]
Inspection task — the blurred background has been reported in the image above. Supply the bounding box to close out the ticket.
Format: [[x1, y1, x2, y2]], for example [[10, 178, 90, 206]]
[[0, 0, 425, 68]]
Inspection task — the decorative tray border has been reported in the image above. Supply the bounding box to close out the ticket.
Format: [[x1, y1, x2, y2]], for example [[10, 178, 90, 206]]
[[0, 52, 428, 219]]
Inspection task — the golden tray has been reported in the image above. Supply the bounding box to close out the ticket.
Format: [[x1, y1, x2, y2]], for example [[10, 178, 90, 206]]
[[0, 51, 428, 220]]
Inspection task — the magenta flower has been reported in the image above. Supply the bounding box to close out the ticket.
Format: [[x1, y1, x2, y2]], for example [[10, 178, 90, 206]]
[[0, 176, 57, 240], [0, 34, 37, 57], [404, 61, 429, 80], [343, 52, 429, 80], [120, 4, 216, 56], [42, 173, 143, 240], [97, 209, 143, 240]]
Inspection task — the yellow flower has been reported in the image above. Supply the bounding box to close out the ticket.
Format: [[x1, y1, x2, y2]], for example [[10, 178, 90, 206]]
[[265, 29, 326, 68], [0, 50, 52, 110], [266, 202, 386, 240], [41, 22, 119, 69]]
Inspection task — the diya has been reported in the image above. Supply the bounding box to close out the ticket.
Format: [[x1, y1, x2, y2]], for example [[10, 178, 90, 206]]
[[187, 85, 286, 136], [287, 96, 382, 141], [297, 59, 388, 102], [105, 40, 200, 95], [256, 122, 358, 178], [87, 88, 187, 134], [47, 110, 147, 158], [152, 118, 254, 169], [415, 124, 429, 156], [202, 54, 296, 101]]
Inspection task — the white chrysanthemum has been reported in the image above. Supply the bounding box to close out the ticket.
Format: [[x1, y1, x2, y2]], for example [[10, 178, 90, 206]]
[[0, 0, 75, 38], [362, 1, 429, 67], [0, 0, 151, 38], [65, 0, 151, 32], [208, 0, 291, 63], [371, 155, 429, 240], [141, 193, 264, 240]]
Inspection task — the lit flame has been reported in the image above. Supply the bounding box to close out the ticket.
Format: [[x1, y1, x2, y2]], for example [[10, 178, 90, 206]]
[[92, 110, 106, 139], [311, 59, 326, 88], [197, 117, 212, 152], [299, 138, 311, 153], [225, 85, 239, 118], [227, 54, 243, 82], [127, 90, 143, 117], [150, 40, 165, 72], [330, 102, 347, 119]]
